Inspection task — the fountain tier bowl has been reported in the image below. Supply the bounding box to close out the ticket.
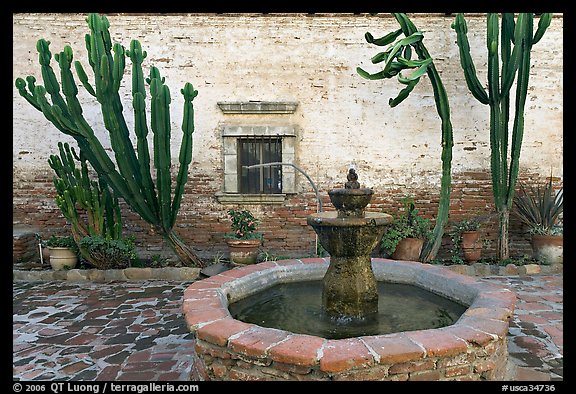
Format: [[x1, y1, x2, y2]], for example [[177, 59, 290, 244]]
[[184, 258, 515, 381]]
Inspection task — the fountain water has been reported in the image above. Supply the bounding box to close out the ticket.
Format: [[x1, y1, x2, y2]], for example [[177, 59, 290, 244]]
[[183, 169, 516, 381]]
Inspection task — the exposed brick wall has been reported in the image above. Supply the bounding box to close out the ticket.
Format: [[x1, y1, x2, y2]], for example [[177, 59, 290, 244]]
[[12, 166, 561, 262]]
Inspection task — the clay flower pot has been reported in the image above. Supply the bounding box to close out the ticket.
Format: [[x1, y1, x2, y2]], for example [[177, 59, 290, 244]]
[[531, 234, 563, 265], [48, 247, 78, 270], [461, 231, 482, 264], [226, 238, 261, 265], [391, 238, 424, 261]]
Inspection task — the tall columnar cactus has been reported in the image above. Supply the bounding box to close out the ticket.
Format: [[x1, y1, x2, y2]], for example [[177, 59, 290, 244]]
[[357, 13, 454, 262], [15, 13, 205, 267], [48, 141, 122, 265], [453, 13, 552, 260]]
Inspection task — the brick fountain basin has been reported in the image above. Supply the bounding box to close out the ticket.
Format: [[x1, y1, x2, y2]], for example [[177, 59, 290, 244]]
[[183, 258, 516, 381]]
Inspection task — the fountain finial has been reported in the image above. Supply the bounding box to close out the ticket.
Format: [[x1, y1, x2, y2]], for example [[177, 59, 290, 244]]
[[345, 168, 360, 189]]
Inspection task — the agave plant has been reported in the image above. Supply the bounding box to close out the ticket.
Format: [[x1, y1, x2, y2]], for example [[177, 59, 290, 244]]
[[513, 176, 563, 235]]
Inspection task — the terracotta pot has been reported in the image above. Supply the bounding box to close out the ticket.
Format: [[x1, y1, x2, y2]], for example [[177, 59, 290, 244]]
[[531, 234, 563, 265], [391, 238, 424, 261], [226, 238, 261, 265], [48, 247, 78, 270], [461, 231, 482, 264]]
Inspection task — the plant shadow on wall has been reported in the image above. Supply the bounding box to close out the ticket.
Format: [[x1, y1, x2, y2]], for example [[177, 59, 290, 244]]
[[224, 209, 263, 265], [379, 196, 432, 262], [513, 175, 563, 265]]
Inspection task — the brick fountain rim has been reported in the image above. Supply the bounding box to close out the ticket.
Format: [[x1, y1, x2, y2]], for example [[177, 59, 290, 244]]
[[183, 258, 517, 381]]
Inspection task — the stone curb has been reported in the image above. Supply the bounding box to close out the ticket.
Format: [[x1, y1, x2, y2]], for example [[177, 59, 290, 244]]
[[12, 267, 202, 282], [12, 261, 562, 282]]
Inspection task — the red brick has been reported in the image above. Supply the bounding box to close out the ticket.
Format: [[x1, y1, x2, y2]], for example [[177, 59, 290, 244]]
[[228, 327, 289, 358], [362, 333, 424, 364], [182, 298, 226, 314], [197, 318, 254, 346], [405, 330, 468, 357], [463, 307, 513, 321], [389, 359, 436, 374], [457, 316, 509, 338], [185, 308, 230, 329], [268, 335, 324, 366], [409, 370, 441, 381], [449, 326, 495, 349], [445, 365, 471, 377], [473, 360, 496, 373], [195, 341, 232, 359], [320, 338, 374, 373]]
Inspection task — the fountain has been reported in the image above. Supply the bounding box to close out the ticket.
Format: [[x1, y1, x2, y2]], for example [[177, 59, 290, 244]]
[[183, 169, 516, 381], [307, 168, 391, 318]]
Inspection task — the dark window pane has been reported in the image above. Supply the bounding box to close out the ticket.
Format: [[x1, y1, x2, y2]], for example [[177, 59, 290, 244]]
[[238, 138, 282, 194]]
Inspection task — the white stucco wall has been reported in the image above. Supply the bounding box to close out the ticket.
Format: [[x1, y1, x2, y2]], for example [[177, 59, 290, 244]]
[[13, 13, 563, 190]]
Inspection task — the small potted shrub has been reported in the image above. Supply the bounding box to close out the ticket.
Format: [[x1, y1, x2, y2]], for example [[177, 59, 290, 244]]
[[45, 235, 79, 270], [380, 197, 432, 261], [448, 216, 484, 264], [224, 209, 263, 265], [513, 176, 563, 264]]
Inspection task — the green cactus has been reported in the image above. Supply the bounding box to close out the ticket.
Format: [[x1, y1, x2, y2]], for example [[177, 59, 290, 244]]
[[15, 13, 205, 267], [357, 13, 454, 262], [48, 141, 123, 266], [453, 13, 552, 260]]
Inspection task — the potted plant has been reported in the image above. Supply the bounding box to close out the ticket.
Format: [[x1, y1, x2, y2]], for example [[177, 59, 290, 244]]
[[380, 197, 432, 261], [45, 235, 79, 270], [448, 216, 484, 264], [224, 209, 263, 265], [513, 176, 563, 265]]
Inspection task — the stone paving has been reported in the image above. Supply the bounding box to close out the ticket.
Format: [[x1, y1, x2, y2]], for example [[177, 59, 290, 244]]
[[13, 273, 563, 381]]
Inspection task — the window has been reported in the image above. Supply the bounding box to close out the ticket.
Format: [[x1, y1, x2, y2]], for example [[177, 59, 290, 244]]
[[217, 125, 297, 204], [238, 137, 282, 194]]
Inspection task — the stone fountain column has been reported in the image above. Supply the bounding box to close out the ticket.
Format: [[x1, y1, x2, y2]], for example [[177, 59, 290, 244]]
[[307, 169, 392, 318]]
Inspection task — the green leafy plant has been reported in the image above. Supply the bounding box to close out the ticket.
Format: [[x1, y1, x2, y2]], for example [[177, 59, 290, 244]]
[[380, 197, 432, 256], [79, 235, 138, 270], [45, 235, 78, 252], [513, 176, 563, 236], [225, 209, 263, 240], [15, 13, 204, 268]]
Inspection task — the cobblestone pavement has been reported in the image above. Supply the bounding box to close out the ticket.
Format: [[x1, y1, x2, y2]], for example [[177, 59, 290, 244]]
[[13, 274, 563, 381]]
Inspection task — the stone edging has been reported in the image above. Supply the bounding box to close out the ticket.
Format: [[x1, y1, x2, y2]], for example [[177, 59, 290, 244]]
[[12, 267, 202, 282], [12, 261, 562, 282]]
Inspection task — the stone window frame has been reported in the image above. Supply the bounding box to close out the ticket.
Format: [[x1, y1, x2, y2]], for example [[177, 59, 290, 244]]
[[215, 101, 299, 205], [216, 124, 297, 205]]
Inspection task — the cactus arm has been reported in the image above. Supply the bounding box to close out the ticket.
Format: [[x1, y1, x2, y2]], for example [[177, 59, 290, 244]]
[[149, 71, 173, 231], [532, 13, 552, 44], [388, 78, 418, 107], [171, 83, 198, 227], [452, 14, 490, 105], [127, 40, 159, 218], [37, 39, 72, 119], [500, 13, 520, 96], [14, 78, 42, 111], [486, 13, 507, 210], [364, 29, 403, 46], [506, 14, 534, 207], [74, 61, 96, 97]]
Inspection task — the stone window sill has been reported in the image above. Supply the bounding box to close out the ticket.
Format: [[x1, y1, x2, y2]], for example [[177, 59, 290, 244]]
[[215, 192, 288, 205]]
